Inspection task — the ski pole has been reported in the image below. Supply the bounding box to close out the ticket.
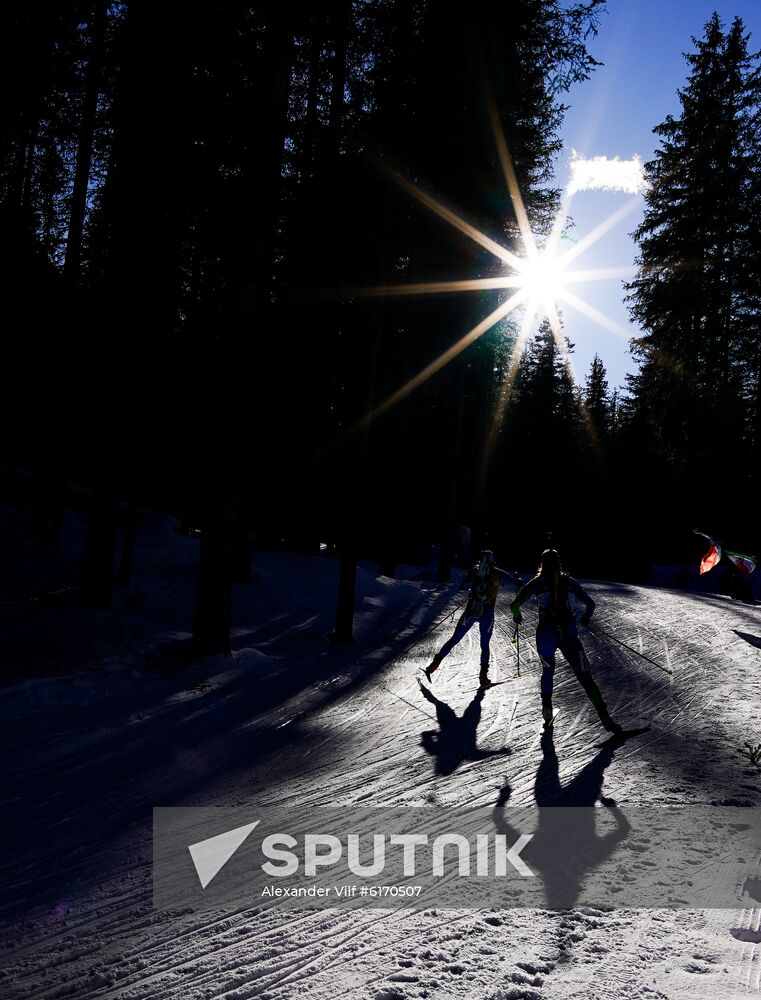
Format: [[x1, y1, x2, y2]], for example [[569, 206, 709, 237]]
[[496, 566, 522, 586], [511, 623, 521, 677], [402, 596, 468, 657], [423, 597, 468, 637], [587, 623, 673, 676]]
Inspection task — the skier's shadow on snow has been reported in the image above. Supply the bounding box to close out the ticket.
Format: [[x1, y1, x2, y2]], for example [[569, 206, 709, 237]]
[[493, 732, 630, 910], [418, 682, 510, 776]]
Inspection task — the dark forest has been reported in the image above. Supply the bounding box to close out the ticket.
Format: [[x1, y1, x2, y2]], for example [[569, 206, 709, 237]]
[[2, 2, 759, 654]]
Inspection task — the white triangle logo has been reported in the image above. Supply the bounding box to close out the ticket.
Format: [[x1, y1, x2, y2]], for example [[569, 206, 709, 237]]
[[188, 820, 260, 889]]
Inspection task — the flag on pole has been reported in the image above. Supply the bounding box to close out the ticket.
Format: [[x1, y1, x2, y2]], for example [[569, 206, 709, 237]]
[[725, 550, 757, 576], [694, 530, 721, 574]]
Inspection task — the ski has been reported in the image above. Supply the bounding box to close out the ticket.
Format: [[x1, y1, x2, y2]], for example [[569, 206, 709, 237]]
[[596, 724, 651, 747], [419, 673, 508, 691]]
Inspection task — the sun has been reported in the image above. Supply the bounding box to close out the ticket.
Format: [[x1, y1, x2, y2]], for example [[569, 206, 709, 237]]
[[345, 103, 641, 430], [513, 250, 567, 308]]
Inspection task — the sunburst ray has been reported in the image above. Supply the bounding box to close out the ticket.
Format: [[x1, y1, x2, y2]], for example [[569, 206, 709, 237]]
[[358, 289, 529, 429], [478, 302, 537, 488], [385, 169, 522, 268], [347, 276, 522, 298], [555, 197, 640, 270], [556, 286, 633, 340], [486, 94, 537, 258]]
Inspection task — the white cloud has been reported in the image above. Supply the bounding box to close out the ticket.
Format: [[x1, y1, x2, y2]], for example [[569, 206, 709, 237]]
[[567, 152, 646, 195]]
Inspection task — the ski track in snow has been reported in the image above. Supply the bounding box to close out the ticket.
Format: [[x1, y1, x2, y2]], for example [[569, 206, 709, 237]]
[[2, 583, 761, 998]]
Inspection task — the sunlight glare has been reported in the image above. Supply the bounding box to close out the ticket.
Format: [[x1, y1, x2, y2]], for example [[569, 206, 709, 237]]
[[344, 119, 643, 436], [514, 251, 567, 307]]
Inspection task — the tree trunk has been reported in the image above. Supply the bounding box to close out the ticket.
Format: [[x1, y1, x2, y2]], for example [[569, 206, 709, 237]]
[[326, 2, 350, 154], [437, 393, 465, 582], [21, 133, 37, 212], [192, 8, 295, 656], [80, 491, 117, 607], [29, 473, 52, 539], [302, 22, 322, 175], [64, 0, 106, 281], [333, 543, 357, 642], [325, 1, 363, 639], [231, 516, 252, 583], [193, 482, 234, 657], [116, 502, 139, 585]]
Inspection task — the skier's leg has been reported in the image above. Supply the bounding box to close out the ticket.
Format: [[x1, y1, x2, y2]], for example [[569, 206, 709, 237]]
[[536, 623, 558, 693], [478, 605, 495, 684], [438, 614, 475, 659], [561, 633, 621, 733], [536, 623, 558, 723], [426, 613, 475, 679]]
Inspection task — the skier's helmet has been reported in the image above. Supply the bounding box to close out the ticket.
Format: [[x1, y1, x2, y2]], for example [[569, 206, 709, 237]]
[[478, 549, 495, 576], [539, 548, 561, 576]]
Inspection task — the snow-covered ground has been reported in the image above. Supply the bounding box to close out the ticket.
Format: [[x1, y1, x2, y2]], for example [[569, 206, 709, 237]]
[[2, 511, 761, 998]]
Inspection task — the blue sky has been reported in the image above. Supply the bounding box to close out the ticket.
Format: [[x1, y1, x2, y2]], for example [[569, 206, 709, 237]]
[[555, 0, 761, 391]]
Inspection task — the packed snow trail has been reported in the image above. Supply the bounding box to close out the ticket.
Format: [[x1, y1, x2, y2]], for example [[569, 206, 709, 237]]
[[2, 580, 761, 999]]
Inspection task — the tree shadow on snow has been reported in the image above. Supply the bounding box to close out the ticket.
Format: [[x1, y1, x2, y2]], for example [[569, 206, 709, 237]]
[[418, 682, 510, 777]]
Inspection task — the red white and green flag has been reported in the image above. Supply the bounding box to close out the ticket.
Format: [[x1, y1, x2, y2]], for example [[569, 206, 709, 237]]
[[725, 550, 757, 576], [694, 531, 721, 574], [694, 531, 756, 576]]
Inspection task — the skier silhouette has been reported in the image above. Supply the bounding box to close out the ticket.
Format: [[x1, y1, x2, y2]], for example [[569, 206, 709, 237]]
[[425, 549, 501, 687], [511, 549, 621, 735]]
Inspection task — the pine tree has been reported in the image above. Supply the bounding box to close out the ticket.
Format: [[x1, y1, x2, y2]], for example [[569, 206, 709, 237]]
[[624, 13, 761, 525], [584, 354, 612, 443], [496, 321, 585, 555]]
